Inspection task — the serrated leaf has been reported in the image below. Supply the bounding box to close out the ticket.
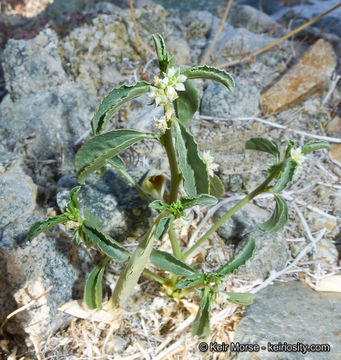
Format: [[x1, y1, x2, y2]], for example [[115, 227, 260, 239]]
[[149, 200, 170, 211], [224, 292, 254, 305], [214, 236, 255, 277], [82, 224, 129, 262], [155, 214, 174, 240], [83, 208, 102, 230], [75, 130, 155, 184], [152, 33, 172, 73], [84, 257, 109, 310], [150, 250, 196, 276], [107, 155, 126, 170], [27, 214, 69, 241], [110, 224, 157, 308], [174, 80, 200, 126], [209, 174, 225, 198], [180, 194, 217, 209], [192, 286, 213, 339], [301, 140, 330, 154], [91, 82, 151, 135], [259, 194, 288, 233], [245, 138, 280, 161], [176, 274, 205, 289], [181, 65, 234, 92], [173, 120, 209, 196], [271, 159, 297, 193]]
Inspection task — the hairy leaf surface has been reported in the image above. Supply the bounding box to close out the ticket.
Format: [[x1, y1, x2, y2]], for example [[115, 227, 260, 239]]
[[27, 214, 69, 241], [259, 194, 288, 233]]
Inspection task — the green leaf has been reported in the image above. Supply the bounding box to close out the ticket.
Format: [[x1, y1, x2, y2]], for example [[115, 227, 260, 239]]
[[245, 138, 280, 162], [110, 224, 157, 308], [174, 80, 200, 126], [176, 274, 205, 289], [83, 208, 103, 230], [173, 120, 209, 196], [155, 214, 174, 240], [214, 236, 255, 277], [149, 200, 170, 211], [271, 159, 297, 193], [68, 186, 81, 211], [150, 250, 196, 276], [224, 292, 254, 305], [152, 33, 173, 73], [27, 214, 69, 241], [107, 155, 126, 170], [259, 194, 288, 233], [75, 129, 156, 184], [192, 286, 213, 339], [284, 140, 295, 159], [84, 257, 110, 310], [180, 194, 217, 209], [209, 174, 225, 198], [91, 82, 151, 135], [82, 224, 129, 262], [181, 65, 234, 92], [301, 140, 330, 154]]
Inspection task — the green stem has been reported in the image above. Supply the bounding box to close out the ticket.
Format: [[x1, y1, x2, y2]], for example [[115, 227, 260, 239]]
[[143, 268, 167, 285], [169, 226, 183, 259], [183, 166, 282, 259]]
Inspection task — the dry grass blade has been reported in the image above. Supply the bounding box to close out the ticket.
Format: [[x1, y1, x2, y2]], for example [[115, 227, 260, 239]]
[[201, 0, 234, 65], [217, 2, 341, 68]]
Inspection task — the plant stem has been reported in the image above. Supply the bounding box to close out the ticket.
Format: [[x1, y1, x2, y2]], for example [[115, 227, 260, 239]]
[[169, 227, 183, 259], [143, 268, 167, 285], [183, 166, 281, 259]]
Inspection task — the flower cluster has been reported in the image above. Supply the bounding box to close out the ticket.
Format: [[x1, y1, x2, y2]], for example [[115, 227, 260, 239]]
[[201, 151, 219, 178], [150, 67, 186, 106], [290, 147, 305, 166], [154, 108, 175, 134]]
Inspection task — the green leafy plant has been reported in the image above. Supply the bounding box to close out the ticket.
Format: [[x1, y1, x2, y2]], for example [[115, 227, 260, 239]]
[[28, 34, 330, 339]]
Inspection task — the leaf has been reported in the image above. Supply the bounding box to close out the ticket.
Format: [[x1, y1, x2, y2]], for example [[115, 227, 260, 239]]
[[224, 292, 254, 305], [180, 194, 217, 209], [176, 274, 205, 289], [91, 82, 151, 135], [68, 186, 81, 212], [192, 286, 213, 339], [245, 138, 280, 161], [83, 208, 102, 230], [271, 159, 297, 193], [174, 80, 200, 126], [214, 236, 255, 277], [315, 275, 341, 292], [27, 214, 69, 241], [75, 129, 156, 184], [155, 214, 174, 240], [84, 257, 110, 310], [259, 194, 288, 233], [82, 224, 129, 262], [107, 155, 126, 170], [150, 250, 196, 276], [149, 200, 170, 211], [181, 65, 234, 92], [110, 224, 157, 308], [152, 33, 173, 73], [209, 174, 225, 199], [284, 140, 295, 159], [301, 140, 330, 154], [173, 120, 209, 196]]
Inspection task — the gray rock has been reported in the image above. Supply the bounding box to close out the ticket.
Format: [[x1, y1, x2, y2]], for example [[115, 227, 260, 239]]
[[95, 2, 122, 13], [2, 29, 67, 100], [201, 77, 260, 119], [234, 282, 341, 359], [240, 0, 282, 15], [214, 203, 288, 279], [46, 0, 96, 17]]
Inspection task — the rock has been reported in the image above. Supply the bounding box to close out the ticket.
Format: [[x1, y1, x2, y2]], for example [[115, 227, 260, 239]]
[[2, 29, 67, 100], [201, 77, 261, 118], [214, 203, 288, 279], [46, 0, 96, 18], [330, 144, 341, 162], [234, 282, 341, 359], [0, 168, 37, 229], [240, 0, 282, 15], [95, 2, 122, 13], [166, 37, 190, 65], [260, 39, 337, 115], [152, 0, 226, 13]]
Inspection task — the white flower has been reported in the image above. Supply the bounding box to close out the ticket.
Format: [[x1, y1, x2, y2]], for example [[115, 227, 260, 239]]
[[165, 86, 178, 103], [290, 147, 305, 166], [165, 108, 174, 121], [149, 86, 168, 106], [163, 67, 187, 92], [154, 115, 169, 134], [201, 151, 219, 177], [65, 221, 79, 230]]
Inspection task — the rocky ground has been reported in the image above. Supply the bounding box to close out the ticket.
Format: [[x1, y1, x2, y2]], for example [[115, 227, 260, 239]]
[[0, 0, 340, 359]]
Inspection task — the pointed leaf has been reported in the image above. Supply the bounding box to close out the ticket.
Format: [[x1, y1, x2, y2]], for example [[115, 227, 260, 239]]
[[110, 224, 157, 308], [181, 65, 234, 92], [155, 214, 174, 240], [150, 250, 196, 276], [82, 224, 129, 262], [68, 186, 81, 211], [83, 208, 102, 230], [27, 214, 69, 241], [173, 120, 209, 196], [91, 82, 151, 135], [259, 194, 288, 233], [149, 200, 170, 211], [180, 194, 217, 209], [224, 292, 254, 305], [192, 286, 213, 339], [152, 33, 172, 73], [245, 138, 280, 161], [209, 174, 225, 198], [107, 155, 126, 170], [272, 159, 297, 193], [214, 236, 255, 277], [174, 80, 200, 126], [284, 140, 295, 159], [176, 274, 205, 289], [301, 140, 330, 154], [75, 130, 156, 184], [84, 257, 110, 310]]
